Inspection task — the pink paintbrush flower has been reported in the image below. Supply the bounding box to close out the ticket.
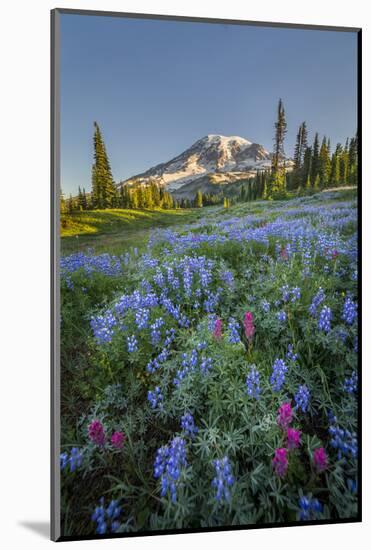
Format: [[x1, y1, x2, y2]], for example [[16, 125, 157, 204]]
[[313, 447, 328, 473], [213, 318, 222, 340], [272, 448, 288, 478], [277, 402, 293, 430], [88, 419, 105, 446], [287, 428, 301, 450], [111, 431, 125, 449], [243, 311, 255, 344]]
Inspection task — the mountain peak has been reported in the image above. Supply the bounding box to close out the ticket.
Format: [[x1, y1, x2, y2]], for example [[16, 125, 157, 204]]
[[122, 133, 271, 194], [198, 134, 253, 147]]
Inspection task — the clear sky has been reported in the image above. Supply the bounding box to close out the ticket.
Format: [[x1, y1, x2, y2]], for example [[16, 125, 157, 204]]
[[60, 13, 358, 195]]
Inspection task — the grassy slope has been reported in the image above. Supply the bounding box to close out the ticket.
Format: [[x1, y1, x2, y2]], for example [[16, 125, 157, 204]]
[[61, 188, 357, 256], [61, 207, 213, 255]]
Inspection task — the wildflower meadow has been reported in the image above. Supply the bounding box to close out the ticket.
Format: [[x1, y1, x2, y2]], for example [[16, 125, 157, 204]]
[[60, 189, 359, 536]]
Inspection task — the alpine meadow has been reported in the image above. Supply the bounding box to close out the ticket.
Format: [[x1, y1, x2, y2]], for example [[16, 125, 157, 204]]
[[56, 13, 360, 539]]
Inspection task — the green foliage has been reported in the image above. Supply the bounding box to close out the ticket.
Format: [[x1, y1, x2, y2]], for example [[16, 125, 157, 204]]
[[60, 189, 358, 535], [91, 122, 117, 209]]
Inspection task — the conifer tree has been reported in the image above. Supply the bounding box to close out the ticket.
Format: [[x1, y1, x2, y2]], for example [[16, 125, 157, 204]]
[[319, 136, 331, 188], [68, 193, 74, 214], [330, 144, 342, 186], [196, 190, 203, 208], [82, 188, 88, 210], [271, 99, 287, 198], [302, 146, 312, 188], [131, 189, 138, 208], [340, 138, 349, 185], [292, 122, 308, 189], [77, 186, 84, 211], [310, 133, 320, 185], [348, 135, 358, 185], [91, 121, 116, 209], [293, 122, 308, 170]]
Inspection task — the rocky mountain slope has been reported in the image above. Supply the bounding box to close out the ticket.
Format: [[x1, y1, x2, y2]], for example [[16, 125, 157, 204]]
[[120, 134, 273, 196]]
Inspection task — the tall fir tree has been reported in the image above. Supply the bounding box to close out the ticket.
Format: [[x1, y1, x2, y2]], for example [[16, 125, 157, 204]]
[[196, 190, 203, 208], [271, 99, 287, 198], [68, 193, 74, 214], [302, 146, 312, 188], [319, 136, 331, 188], [77, 186, 84, 211], [310, 132, 320, 186], [82, 188, 88, 210], [340, 138, 349, 185], [330, 144, 342, 186], [91, 121, 116, 209], [293, 122, 308, 170], [348, 135, 358, 185]]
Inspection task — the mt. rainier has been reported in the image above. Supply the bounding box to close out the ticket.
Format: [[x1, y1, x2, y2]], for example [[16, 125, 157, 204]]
[[120, 134, 273, 196]]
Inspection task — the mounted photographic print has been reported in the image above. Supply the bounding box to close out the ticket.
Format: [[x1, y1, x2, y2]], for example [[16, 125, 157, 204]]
[[51, 8, 361, 541]]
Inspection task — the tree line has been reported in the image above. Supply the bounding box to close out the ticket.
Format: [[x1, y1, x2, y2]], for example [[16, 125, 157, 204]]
[[61, 108, 358, 214], [264, 99, 358, 200]]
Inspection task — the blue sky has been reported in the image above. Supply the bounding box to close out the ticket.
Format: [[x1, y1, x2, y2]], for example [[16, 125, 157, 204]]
[[60, 14, 357, 195]]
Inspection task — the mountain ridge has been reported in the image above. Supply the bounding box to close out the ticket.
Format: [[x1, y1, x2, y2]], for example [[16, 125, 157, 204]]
[[119, 134, 273, 197]]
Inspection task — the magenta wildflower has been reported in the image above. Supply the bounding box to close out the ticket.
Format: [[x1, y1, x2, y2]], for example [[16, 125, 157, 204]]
[[88, 419, 105, 446], [243, 311, 255, 344], [272, 448, 288, 478], [313, 447, 328, 473], [111, 431, 125, 449], [213, 318, 222, 340], [280, 246, 288, 260], [287, 428, 301, 450], [277, 402, 293, 430]]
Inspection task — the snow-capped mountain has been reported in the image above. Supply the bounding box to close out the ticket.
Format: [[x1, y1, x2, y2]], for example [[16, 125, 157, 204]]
[[120, 134, 272, 194]]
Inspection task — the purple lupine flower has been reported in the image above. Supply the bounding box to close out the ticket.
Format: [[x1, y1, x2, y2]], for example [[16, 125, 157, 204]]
[[246, 366, 260, 400], [153, 437, 187, 503], [270, 359, 288, 392], [343, 371, 358, 394], [180, 413, 198, 437], [318, 306, 332, 333], [211, 456, 234, 502], [294, 385, 310, 413], [342, 297, 357, 326]]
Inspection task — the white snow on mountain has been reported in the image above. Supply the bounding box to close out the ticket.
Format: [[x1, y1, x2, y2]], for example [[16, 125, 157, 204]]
[[120, 134, 273, 192]]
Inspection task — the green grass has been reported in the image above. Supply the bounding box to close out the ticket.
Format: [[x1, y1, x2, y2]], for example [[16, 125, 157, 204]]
[[61, 207, 214, 255], [61, 187, 357, 256]]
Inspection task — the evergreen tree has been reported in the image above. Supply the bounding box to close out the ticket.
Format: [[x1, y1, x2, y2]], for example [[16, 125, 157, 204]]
[[340, 138, 349, 185], [319, 136, 331, 188], [313, 174, 320, 191], [330, 144, 342, 186], [310, 133, 320, 185], [292, 122, 308, 189], [131, 189, 139, 208], [91, 121, 116, 209], [77, 186, 84, 210], [82, 188, 88, 210], [68, 193, 74, 214], [293, 122, 308, 170], [271, 99, 287, 198], [196, 190, 203, 208], [348, 135, 358, 185], [302, 146, 312, 188]]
